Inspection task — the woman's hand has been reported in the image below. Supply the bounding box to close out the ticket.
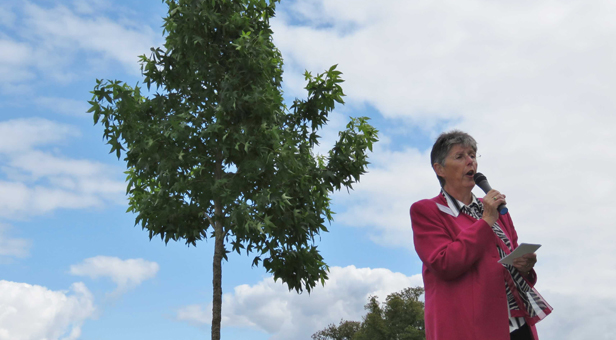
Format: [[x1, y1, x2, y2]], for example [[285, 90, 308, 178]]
[[513, 253, 537, 277], [481, 189, 506, 226]]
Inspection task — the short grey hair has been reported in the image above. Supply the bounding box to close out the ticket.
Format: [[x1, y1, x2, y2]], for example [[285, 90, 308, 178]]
[[430, 130, 477, 187]]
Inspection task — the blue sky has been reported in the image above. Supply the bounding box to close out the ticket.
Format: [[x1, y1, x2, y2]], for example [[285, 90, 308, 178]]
[[2, 0, 616, 339]]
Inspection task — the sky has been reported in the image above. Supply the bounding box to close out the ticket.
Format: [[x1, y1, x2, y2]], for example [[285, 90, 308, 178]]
[[1, 0, 615, 339]]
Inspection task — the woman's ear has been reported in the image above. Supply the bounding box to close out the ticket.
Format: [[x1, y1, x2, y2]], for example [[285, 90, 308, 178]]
[[433, 163, 445, 177]]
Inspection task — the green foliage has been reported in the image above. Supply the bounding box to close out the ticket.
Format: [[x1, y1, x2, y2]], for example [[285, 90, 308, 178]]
[[312, 320, 361, 340], [312, 287, 426, 340], [88, 0, 378, 295]]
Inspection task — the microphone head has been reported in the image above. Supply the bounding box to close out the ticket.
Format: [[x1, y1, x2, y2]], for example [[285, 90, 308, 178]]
[[473, 172, 487, 184], [473, 172, 508, 214], [473, 172, 492, 193]]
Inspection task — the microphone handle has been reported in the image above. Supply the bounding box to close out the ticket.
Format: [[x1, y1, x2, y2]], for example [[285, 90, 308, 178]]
[[476, 178, 508, 215], [497, 203, 508, 215]]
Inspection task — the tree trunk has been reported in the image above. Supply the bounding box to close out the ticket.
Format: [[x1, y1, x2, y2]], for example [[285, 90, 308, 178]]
[[211, 150, 224, 340], [211, 215, 224, 340]]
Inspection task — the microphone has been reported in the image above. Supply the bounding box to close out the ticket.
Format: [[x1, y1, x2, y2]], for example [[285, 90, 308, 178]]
[[473, 172, 508, 215]]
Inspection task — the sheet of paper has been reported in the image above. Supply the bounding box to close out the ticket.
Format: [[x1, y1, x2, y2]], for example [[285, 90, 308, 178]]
[[498, 243, 541, 265]]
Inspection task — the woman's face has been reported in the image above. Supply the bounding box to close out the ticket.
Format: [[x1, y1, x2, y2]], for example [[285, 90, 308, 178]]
[[436, 144, 478, 192]]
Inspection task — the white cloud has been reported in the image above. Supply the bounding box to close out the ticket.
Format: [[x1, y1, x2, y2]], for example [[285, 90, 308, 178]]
[[0, 118, 78, 154], [0, 39, 33, 77], [334, 143, 434, 248], [22, 2, 157, 72], [274, 0, 616, 121], [0, 39, 36, 92], [71, 0, 110, 15], [0, 183, 108, 217], [0, 40, 32, 66], [9, 150, 118, 187], [35, 97, 90, 117], [0, 280, 95, 340], [272, 1, 616, 339], [0, 2, 159, 92], [0, 224, 30, 259], [177, 265, 422, 339], [0, 118, 124, 218], [70, 256, 159, 296], [538, 292, 616, 340]]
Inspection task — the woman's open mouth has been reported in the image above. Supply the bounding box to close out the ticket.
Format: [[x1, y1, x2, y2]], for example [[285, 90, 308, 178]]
[[466, 170, 475, 177]]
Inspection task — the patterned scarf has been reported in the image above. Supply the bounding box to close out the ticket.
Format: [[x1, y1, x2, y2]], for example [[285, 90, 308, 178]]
[[459, 197, 553, 326]]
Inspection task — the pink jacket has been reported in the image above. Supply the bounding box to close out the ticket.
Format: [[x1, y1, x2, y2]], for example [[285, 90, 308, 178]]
[[410, 194, 539, 340]]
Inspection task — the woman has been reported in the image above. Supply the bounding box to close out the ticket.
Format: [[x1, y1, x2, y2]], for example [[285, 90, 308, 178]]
[[410, 130, 552, 340]]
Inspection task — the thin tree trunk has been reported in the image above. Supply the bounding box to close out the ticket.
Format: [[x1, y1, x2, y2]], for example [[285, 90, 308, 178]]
[[211, 150, 224, 340], [211, 215, 224, 340]]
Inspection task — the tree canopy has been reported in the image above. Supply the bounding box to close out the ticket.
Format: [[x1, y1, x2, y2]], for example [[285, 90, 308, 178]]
[[312, 287, 426, 340], [88, 0, 378, 339]]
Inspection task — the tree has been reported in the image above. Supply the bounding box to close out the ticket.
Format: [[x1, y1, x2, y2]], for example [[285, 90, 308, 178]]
[[88, 0, 378, 339], [312, 320, 361, 340], [312, 287, 426, 340]]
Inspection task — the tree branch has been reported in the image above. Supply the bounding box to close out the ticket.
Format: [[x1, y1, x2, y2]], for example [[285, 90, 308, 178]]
[[205, 214, 215, 228]]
